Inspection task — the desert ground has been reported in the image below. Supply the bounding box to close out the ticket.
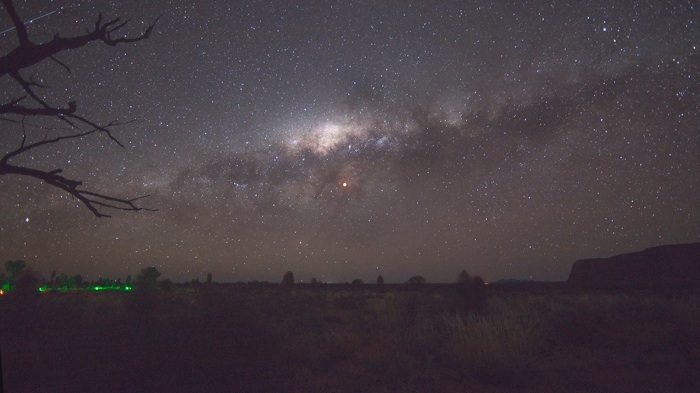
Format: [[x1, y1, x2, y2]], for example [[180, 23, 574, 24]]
[[1, 282, 699, 392]]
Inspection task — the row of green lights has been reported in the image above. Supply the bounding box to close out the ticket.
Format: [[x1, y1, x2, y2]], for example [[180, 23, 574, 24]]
[[37, 285, 133, 292]]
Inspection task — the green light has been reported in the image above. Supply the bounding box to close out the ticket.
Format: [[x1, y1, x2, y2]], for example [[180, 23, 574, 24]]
[[34, 284, 133, 293]]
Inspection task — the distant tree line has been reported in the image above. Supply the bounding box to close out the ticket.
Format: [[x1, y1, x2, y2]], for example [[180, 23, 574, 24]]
[[0, 261, 166, 293], [273, 270, 485, 290], [1, 261, 486, 296]]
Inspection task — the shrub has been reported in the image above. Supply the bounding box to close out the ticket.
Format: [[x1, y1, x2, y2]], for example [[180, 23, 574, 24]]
[[406, 275, 426, 287], [136, 267, 161, 291], [5, 259, 27, 279], [281, 271, 294, 291], [457, 270, 471, 284], [11, 267, 41, 299]]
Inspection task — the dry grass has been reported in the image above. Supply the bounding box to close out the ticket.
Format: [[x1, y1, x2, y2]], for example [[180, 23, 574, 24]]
[[443, 297, 546, 368], [1, 286, 699, 392]]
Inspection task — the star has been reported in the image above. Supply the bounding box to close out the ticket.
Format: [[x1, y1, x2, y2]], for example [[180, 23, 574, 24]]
[[0, 0, 697, 283]]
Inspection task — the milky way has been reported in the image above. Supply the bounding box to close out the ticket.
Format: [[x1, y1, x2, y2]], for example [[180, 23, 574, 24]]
[[0, 0, 698, 283]]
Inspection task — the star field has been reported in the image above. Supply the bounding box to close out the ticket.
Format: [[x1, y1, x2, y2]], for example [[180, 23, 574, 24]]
[[0, 0, 698, 283]]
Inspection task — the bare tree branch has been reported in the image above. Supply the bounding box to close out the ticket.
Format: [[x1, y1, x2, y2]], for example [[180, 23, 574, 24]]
[[0, 10, 161, 77], [0, 100, 76, 116], [49, 55, 71, 73], [0, 0, 161, 217], [1, 119, 136, 165], [0, 163, 156, 217]]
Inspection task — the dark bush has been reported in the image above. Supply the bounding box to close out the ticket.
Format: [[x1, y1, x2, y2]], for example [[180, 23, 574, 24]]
[[280, 271, 294, 291], [406, 275, 426, 287]]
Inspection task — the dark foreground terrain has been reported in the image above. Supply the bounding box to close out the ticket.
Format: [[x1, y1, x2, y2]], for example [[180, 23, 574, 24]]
[[1, 284, 699, 392]]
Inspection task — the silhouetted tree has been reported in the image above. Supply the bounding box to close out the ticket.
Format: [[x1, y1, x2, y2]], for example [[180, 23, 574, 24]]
[[5, 259, 26, 281], [58, 272, 68, 288], [280, 271, 294, 291], [454, 270, 486, 314], [406, 275, 426, 286], [376, 275, 384, 285], [310, 277, 321, 291], [457, 270, 471, 284], [351, 278, 364, 286], [0, 0, 161, 217], [127, 267, 161, 318], [136, 266, 161, 290], [206, 272, 212, 284], [12, 267, 40, 298], [67, 275, 77, 289]]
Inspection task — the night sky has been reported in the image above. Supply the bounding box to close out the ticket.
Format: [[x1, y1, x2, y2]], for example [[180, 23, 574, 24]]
[[1, 0, 698, 283]]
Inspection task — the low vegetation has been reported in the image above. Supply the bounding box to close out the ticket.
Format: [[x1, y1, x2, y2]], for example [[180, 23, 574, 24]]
[[1, 271, 698, 392]]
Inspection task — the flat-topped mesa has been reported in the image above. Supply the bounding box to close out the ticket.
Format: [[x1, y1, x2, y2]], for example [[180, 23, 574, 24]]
[[567, 243, 700, 289]]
